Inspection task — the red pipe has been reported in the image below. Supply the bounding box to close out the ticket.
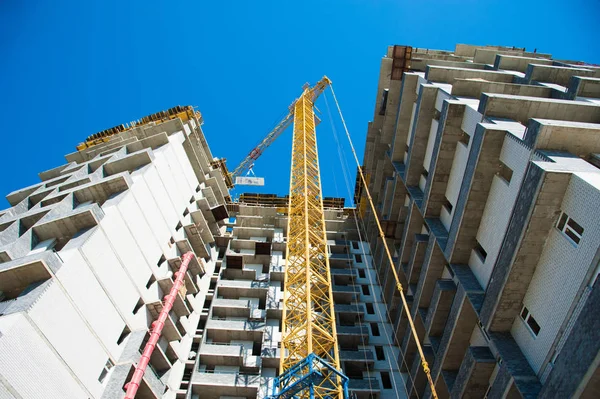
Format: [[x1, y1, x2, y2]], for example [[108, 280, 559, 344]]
[[124, 251, 195, 398]]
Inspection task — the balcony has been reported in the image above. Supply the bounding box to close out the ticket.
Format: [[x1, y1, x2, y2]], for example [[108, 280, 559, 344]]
[[348, 378, 381, 396], [331, 268, 357, 285], [199, 342, 260, 370], [192, 371, 260, 398], [340, 350, 375, 370], [336, 303, 365, 324], [212, 298, 253, 318], [332, 284, 360, 303], [337, 325, 370, 347], [217, 279, 269, 299], [205, 318, 265, 342]]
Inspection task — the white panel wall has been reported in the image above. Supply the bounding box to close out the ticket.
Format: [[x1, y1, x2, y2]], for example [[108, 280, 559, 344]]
[[512, 174, 600, 374], [473, 137, 531, 288], [0, 314, 89, 399], [169, 132, 201, 192], [113, 190, 165, 274], [461, 105, 482, 136], [80, 229, 141, 328], [423, 119, 439, 172], [445, 142, 469, 208], [141, 164, 178, 240], [56, 249, 125, 360], [28, 282, 108, 398], [100, 206, 154, 293]]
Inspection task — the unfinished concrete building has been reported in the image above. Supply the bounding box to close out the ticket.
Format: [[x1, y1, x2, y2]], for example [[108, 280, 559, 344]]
[[356, 44, 600, 398], [0, 105, 407, 398]]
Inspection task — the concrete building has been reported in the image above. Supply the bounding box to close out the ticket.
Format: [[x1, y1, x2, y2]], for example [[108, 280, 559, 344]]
[[357, 44, 600, 398], [0, 106, 407, 398]]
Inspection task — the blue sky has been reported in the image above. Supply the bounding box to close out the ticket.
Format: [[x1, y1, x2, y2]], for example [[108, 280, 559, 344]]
[[1, 0, 599, 208]]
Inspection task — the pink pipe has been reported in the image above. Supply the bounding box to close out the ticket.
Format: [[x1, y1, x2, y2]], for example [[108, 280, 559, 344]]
[[124, 251, 195, 398]]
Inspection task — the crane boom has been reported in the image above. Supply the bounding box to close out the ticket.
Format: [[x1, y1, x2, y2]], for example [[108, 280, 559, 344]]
[[227, 77, 332, 187]]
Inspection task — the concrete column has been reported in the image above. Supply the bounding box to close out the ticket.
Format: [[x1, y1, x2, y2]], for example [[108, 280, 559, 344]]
[[405, 85, 439, 187], [421, 100, 467, 218], [444, 124, 507, 263], [450, 346, 496, 399]]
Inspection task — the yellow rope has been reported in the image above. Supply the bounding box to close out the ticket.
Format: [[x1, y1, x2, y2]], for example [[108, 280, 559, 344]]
[[328, 83, 438, 399]]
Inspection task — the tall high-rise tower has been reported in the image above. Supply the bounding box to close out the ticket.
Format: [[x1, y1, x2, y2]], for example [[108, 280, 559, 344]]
[[0, 106, 406, 398], [356, 44, 600, 398]]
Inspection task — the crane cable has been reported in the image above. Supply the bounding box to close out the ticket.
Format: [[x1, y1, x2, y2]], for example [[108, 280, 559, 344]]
[[328, 83, 439, 399]]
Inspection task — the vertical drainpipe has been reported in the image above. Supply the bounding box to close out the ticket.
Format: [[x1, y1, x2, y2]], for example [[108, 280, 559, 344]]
[[124, 251, 195, 398]]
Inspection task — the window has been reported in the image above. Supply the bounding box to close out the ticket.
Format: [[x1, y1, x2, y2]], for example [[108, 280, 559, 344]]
[[183, 208, 189, 217], [442, 197, 453, 213], [366, 303, 374, 314], [370, 323, 380, 336], [358, 269, 366, 279], [355, 254, 363, 263], [520, 305, 541, 336], [133, 298, 144, 314], [362, 285, 370, 296], [157, 255, 166, 267], [98, 359, 114, 383], [145, 274, 156, 289], [556, 212, 584, 246], [459, 131, 470, 146], [352, 241, 359, 250], [379, 89, 389, 116], [380, 371, 392, 389], [474, 241, 487, 262], [421, 168, 429, 179], [176, 221, 182, 231], [117, 326, 131, 345], [498, 161, 513, 184], [375, 346, 385, 361]]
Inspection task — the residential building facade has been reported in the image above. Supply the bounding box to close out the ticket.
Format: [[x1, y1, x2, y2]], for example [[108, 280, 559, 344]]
[[357, 44, 600, 398]]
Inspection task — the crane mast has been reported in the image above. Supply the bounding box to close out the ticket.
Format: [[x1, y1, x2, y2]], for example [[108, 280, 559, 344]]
[[271, 77, 348, 398]]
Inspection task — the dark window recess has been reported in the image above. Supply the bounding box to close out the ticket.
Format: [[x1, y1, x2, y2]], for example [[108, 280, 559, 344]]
[[189, 196, 195, 204], [433, 109, 441, 121], [362, 285, 370, 296], [366, 303, 374, 314], [557, 213, 568, 231], [355, 254, 363, 263], [370, 323, 380, 336], [459, 131, 470, 146], [381, 371, 392, 389], [421, 168, 429, 179], [209, 279, 217, 291], [527, 316, 541, 336], [195, 185, 201, 193], [443, 197, 453, 213], [358, 269, 366, 279], [375, 346, 385, 361], [520, 306, 529, 320], [474, 241, 487, 262], [203, 299, 212, 310], [176, 222, 183, 231], [352, 241, 359, 250], [98, 368, 109, 383], [169, 237, 175, 245], [183, 208, 189, 217], [117, 326, 131, 345], [556, 212, 584, 245], [133, 298, 144, 314], [157, 254, 166, 267], [379, 89, 389, 116], [146, 274, 156, 289], [498, 161, 513, 184]]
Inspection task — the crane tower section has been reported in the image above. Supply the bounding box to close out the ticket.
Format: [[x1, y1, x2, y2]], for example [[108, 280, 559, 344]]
[[279, 78, 345, 398]]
